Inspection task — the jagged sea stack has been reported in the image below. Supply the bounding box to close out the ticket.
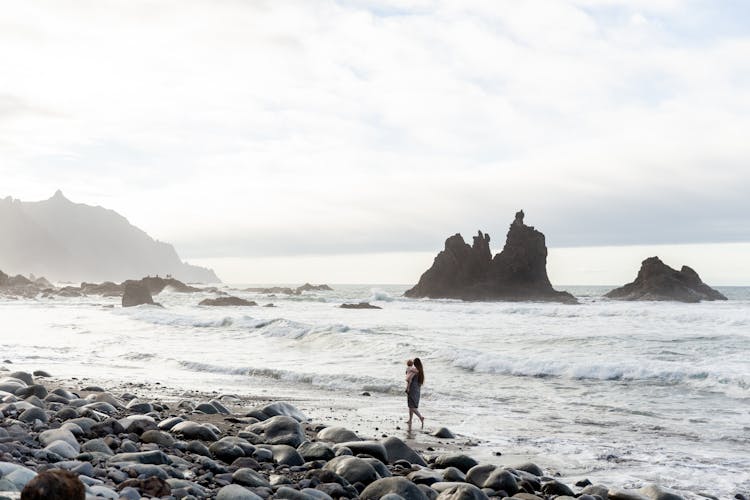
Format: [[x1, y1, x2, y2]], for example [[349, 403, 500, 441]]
[[605, 256, 727, 303], [405, 211, 576, 303]]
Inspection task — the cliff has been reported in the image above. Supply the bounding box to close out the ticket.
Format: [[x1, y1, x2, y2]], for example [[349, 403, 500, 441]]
[[0, 191, 219, 283], [405, 211, 576, 303], [605, 256, 727, 303]]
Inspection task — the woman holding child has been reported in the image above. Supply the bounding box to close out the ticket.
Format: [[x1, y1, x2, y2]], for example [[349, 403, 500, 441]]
[[405, 358, 425, 429]]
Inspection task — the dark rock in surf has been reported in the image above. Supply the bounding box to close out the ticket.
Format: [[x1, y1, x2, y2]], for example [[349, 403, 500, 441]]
[[340, 302, 382, 309], [122, 282, 155, 307], [405, 211, 576, 303], [605, 256, 727, 303], [199, 296, 257, 306]]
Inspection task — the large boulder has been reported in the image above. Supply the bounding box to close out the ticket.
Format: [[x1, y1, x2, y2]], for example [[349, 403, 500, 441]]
[[324, 455, 381, 485], [405, 211, 576, 303], [122, 282, 154, 307], [361, 477, 429, 500], [605, 256, 727, 303]]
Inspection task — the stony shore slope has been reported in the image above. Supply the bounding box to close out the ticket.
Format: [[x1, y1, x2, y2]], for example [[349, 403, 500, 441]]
[[0, 369, 698, 500]]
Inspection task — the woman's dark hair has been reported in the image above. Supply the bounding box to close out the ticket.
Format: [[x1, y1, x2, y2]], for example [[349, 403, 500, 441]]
[[413, 357, 425, 385]]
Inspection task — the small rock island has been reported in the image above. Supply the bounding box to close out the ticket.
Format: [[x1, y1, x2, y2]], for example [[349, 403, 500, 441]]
[[405, 211, 576, 303], [605, 256, 727, 303]]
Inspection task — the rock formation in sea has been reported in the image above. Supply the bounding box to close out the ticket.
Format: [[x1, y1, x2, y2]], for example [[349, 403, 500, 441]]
[[405, 210, 576, 303], [199, 296, 257, 306], [122, 282, 155, 307], [605, 256, 727, 303], [0, 190, 219, 283]]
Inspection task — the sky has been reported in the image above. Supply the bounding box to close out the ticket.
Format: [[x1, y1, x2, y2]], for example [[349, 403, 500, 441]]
[[1, 0, 749, 284]]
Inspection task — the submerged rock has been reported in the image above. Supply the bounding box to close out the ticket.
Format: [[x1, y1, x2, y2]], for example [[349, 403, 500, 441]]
[[605, 256, 727, 303], [199, 296, 257, 306], [405, 211, 576, 303], [339, 302, 382, 309]]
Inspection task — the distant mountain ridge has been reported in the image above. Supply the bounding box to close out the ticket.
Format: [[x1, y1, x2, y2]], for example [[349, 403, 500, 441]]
[[0, 190, 219, 283]]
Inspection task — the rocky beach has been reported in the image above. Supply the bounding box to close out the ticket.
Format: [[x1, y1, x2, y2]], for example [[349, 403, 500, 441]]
[[1, 370, 715, 500]]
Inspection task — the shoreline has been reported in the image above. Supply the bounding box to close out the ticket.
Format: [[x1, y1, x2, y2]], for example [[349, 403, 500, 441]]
[[0, 369, 710, 500]]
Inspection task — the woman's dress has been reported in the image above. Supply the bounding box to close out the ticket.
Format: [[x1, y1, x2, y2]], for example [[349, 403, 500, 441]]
[[407, 375, 421, 409]]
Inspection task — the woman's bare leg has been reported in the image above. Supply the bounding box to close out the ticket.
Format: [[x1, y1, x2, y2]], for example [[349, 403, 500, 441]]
[[412, 408, 424, 429], [407, 408, 414, 429]]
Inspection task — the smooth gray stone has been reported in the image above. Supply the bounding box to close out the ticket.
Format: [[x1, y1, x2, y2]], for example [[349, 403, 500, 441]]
[[17, 385, 47, 399], [141, 429, 176, 447], [465, 464, 496, 487], [196, 402, 219, 414], [437, 455, 479, 474], [187, 440, 212, 457], [118, 414, 157, 433], [210, 437, 253, 463], [3, 467, 37, 491], [257, 402, 307, 421], [608, 488, 650, 500], [216, 484, 263, 500], [119, 439, 140, 453], [408, 468, 443, 485], [66, 417, 97, 433], [638, 484, 684, 500], [22, 394, 45, 408], [514, 462, 543, 477], [40, 428, 80, 451], [125, 400, 153, 414], [18, 406, 48, 424], [209, 399, 231, 414], [442, 467, 466, 482], [119, 463, 169, 479], [541, 479, 574, 497], [257, 444, 304, 466], [334, 440, 387, 463], [52, 388, 77, 400], [86, 392, 124, 408], [297, 441, 335, 461], [165, 478, 211, 497], [44, 440, 80, 459], [275, 486, 332, 500], [246, 415, 304, 447], [252, 447, 273, 462], [8, 372, 33, 385], [483, 469, 518, 495], [381, 436, 426, 466], [360, 477, 429, 500], [581, 484, 610, 499], [158, 416, 184, 431], [109, 450, 170, 465], [88, 484, 119, 499], [60, 422, 84, 437], [47, 393, 74, 404], [435, 483, 489, 500], [0, 379, 26, 394], [0, 477, 19, 492], [118, 487, 142, 500], [364, 457, 391, 479], [324, 455, 380, 485], [171, 421, 219, 441], [418, 484, 438, 500], [432, 427, 455, 439], [316, 426, 360, 443], [232, 467, 271, 488], [82, 401, 118, 415]]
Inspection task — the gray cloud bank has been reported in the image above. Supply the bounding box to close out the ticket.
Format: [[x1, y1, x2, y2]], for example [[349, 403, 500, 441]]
[[1, 0, 748, 260]]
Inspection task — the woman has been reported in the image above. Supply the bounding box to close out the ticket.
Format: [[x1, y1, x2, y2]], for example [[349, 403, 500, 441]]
[[405, 357, 425, 429]]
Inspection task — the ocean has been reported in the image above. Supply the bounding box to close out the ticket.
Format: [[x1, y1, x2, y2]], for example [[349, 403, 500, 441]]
[[2, 285, 749, 497]]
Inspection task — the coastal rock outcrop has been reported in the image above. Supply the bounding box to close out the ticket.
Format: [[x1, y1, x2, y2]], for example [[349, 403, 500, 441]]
[[122, 282, 155, 307], [605, 257, 727, 303], [199, 296, 257, 306], [405, 211, 576, 303], [0, 191, 220, 283]]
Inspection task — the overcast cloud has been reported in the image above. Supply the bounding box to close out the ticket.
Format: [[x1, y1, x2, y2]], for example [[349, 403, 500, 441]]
[[1, 0, 749, 266]]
